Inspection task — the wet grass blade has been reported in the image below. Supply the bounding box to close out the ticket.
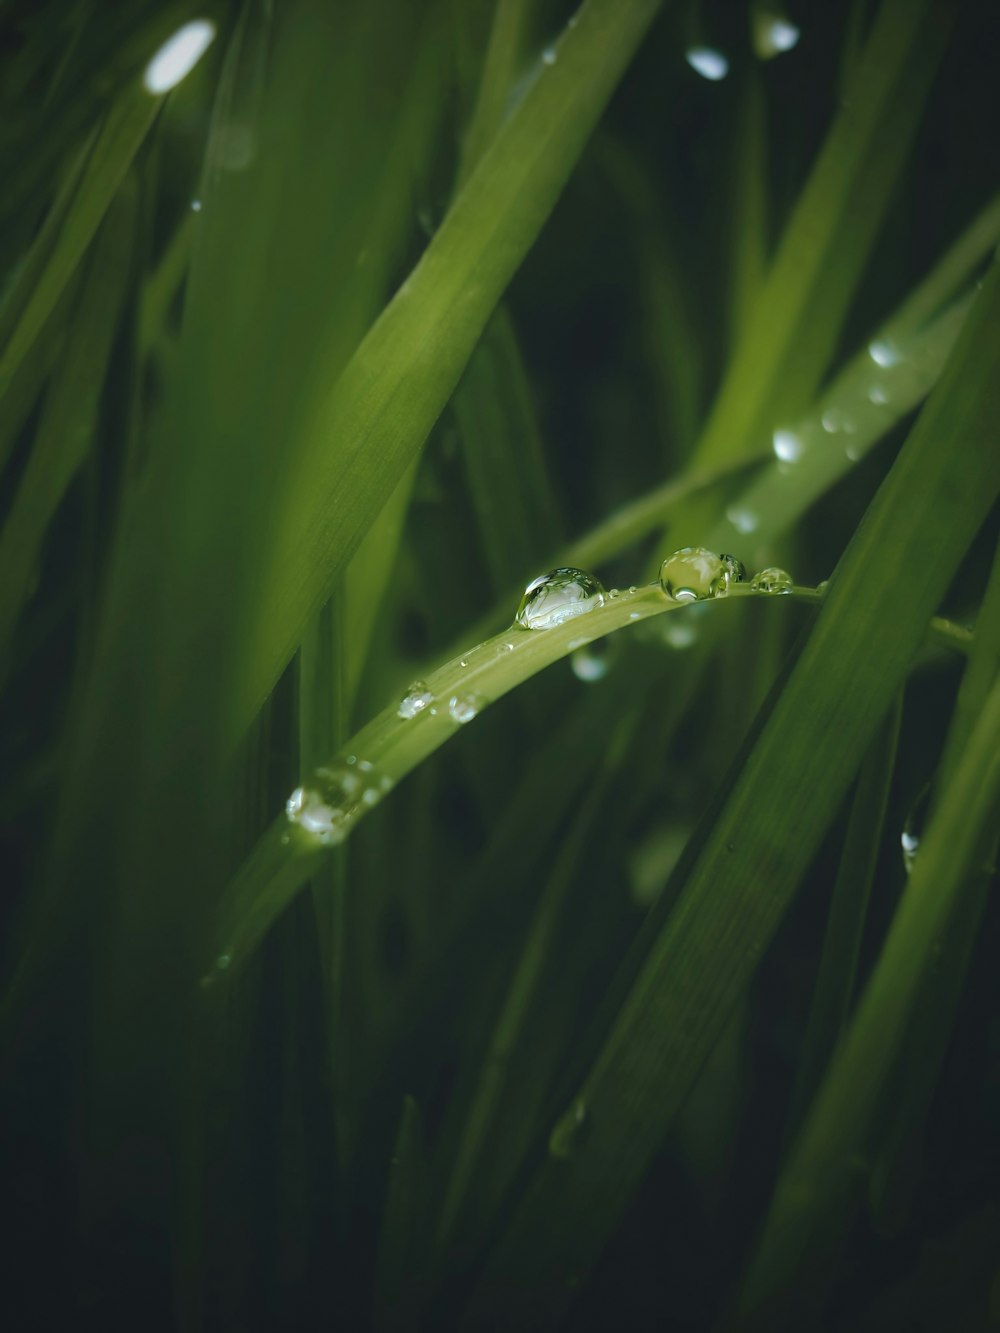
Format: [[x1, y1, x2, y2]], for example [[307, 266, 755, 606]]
[[235, 0, 666, 735], [459, 258, 1000, 1330], [693, 0, 952, 467]]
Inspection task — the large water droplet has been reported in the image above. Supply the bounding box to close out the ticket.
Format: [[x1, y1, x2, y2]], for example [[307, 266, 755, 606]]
[[549, 1098, 589, 1159], [659, 547, 729, 602], [515, 568, 605, 631], [750, 567, 794, 594], [720, 553, 746, 585], [449, 692, 483, 725], [398, 680, 433, 718]]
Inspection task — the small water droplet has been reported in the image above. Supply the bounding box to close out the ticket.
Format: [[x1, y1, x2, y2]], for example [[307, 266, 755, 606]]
[[662, 614, 698, 650], [720, 553, 746, 585], [772, 429, 803, 462], [753, 13, 800, 59], [190, 198, 202, 212], [868, 384, 889, 405], [726, 504, 759, 534], [628, 586, 637, 595], [570, 638, 616, 682], [498, 641, 514, 655], [901, 784, 931, 875], [817, 579, 829, 594], [216, 952, 232, 970], [844, 441, 861, 462], [515, 568, 605, 631], [659, 547, 729, 602], [549, 1098, 589, 1159], [868, 338, 901, 368], [542, 44, 557, 65], [750, 567, 794, 594], [449, 692, 483, 724], [686, 45, 729, 80], [608, 588, 620, 600], [398, 680, 433, 719]]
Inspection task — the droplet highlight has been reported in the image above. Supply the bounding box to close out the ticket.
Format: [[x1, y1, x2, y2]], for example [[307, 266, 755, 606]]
[[515, 567, 605, 631]]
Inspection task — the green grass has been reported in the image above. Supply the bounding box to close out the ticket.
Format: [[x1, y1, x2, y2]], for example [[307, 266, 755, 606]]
[[1, 2, 999, 1330]]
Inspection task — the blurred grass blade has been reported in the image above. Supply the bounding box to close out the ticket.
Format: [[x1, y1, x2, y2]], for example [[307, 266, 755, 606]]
[[0, 181, 136, 672], [458, 0, 534, 185], [237, 0, 665, 735], [374, 1095, 428, 1333], [729, 69, 768, 350], [740, 673, 1000, 1318], [867, 533, 1000, 1232], [694, 0, 952, 468], [0, 87, 157, 398], [460, 260, 1000, 1330], [784, 692, 902, 1140]]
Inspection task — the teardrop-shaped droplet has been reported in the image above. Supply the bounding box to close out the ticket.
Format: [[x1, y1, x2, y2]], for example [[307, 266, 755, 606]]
[[750, 567, 794, 595], [719, 553, 746, 586], [398, 680, 433, 718], [659, 547, 728, 602], [549, 1098, 589, 1160], [449, 692, 483, 724], [515, 567, 605, 631]]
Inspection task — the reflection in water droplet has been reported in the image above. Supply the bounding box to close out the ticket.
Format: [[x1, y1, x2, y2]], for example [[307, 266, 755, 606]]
[[549, 1098, 589, 1159], [726, 504, 759, 534], [720, 554, 746, 585], [773, 429, 803, 462], [515, 567, 605, 630], [449, 693, 483, 724], [659, 547, 729, 602], [398, 680, 433, 719], [686, 45, 729, 80], [750, 567, 794, 594]]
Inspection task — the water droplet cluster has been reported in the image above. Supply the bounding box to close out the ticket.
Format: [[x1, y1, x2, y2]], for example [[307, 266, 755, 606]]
[[286, 759, 391, 845]]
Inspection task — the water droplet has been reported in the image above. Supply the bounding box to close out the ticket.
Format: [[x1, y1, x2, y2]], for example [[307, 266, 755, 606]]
[[216, 952, 232, 970], [498, 641, 514, 655], [143, 19, 217, 94], [685, 45, 729, 80], [720, 554, 746, 585], [285, 761, 387, 844], [752, 13, 800, 58], [608, 588, 620, 600], [821, 408, 842, 433], [844, 441, 861, 462], [868, 384, 889, 405], [449, 693, 483, 725], [549, 1098, 589, 1159], [542, 44, 557, 65], [817, 579, 829, 594], [901, 784, 931, 875], [773, 429, 803, 462], [659, 547, 728, 602], [662, 615, 698, 650], [628, 586, 637, 595], [570, 638, 616, 682], [515, 567, 605, 631], [190, 198, 202, 212], [629, 611, 640, 620], [398, 680, 433, 718], [750, 567, 794, 594], [868, 338, 901, 368], [726, 504, 759, 534]]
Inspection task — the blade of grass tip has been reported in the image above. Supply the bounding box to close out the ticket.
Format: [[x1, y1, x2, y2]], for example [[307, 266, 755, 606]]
[[783, 692, 903, 1142], [0, 83, 160, 400], [739, 672, 1000, 1322], [374, 1095, 428, 1333], [0, 179, 136, 677], [867, 532, 1000, 1233], [459, 257, 1000, 1332], [235, 0, 666, 739], [693, 0, 953, 470], [434, 706, 642, 1252], [728, 68, 768, 352]]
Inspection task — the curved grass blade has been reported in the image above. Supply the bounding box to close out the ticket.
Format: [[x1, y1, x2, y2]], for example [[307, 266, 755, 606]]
[[458, 258, 1000, 1331]]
